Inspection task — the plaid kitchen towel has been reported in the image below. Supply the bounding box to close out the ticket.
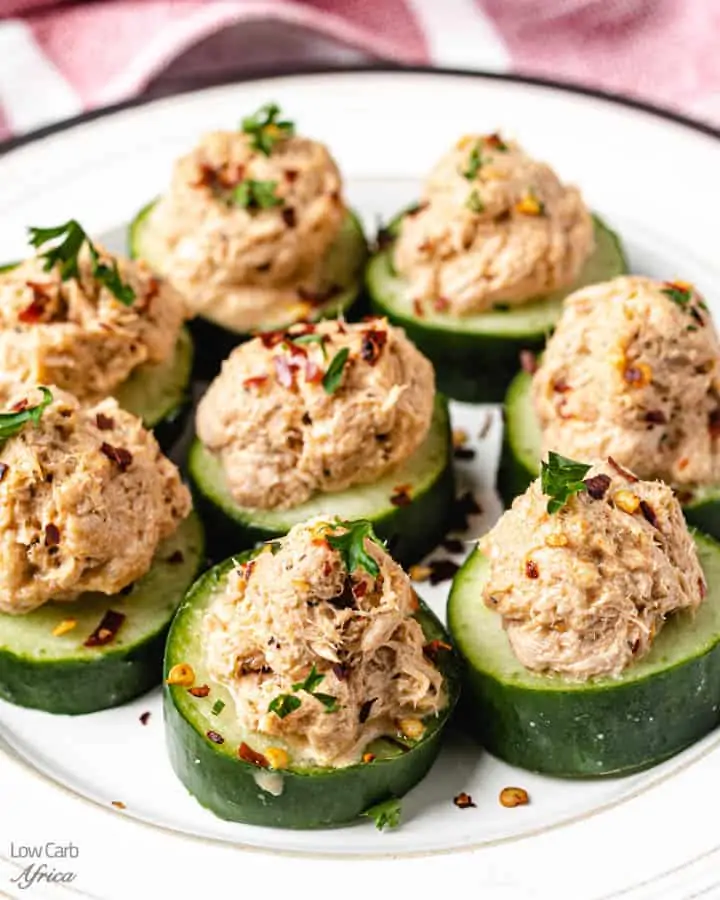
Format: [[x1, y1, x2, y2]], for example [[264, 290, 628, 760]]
[[0, 0, 719, 140]]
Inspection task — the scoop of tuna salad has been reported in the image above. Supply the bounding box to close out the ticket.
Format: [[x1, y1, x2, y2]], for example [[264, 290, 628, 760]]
[[480, 455, 706, 680], [534, 276, 720, 488], [195, 317, 435, 509], [0, 384, 191, 614], [393, 133, 594, 316], [0, 238, 186, 402], [202, 517, 445, 766], [143, 110, 346, 329]]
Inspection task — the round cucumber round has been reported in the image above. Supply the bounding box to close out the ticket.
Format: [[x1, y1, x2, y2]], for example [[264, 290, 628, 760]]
[[164, 553, 461, 828], [187, 395, 455, 567], [129, 201, 368, 378], [448, 532, 720, 777], [0, 512, 204, 715], [366, 213, 627, 403], [499, 369, 720, 536]]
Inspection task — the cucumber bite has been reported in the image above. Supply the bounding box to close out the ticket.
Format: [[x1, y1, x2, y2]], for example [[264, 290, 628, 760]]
[[366, 132, 627, 403], [189, 318, 454, 566], [449, 455, 720, 776], [164, 518, 460, 828], [126, 104, 367, 377]]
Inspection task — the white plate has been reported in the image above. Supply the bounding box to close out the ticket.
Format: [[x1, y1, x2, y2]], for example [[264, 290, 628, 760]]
[[0, 69, 719, 900]]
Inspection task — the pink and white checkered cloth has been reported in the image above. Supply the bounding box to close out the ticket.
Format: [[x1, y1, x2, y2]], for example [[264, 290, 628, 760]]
[[1, 0, 719, 141]]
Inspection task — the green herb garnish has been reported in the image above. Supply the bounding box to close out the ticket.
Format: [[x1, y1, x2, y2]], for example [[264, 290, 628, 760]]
[[661, 281, 708, 313], [0, 387, 53, 442], [211, 699, 225, 716], [463, 142, 484, 180], [27, 221, 135, 306], [326, 519, 382, 578], [312, 693, 340, 713], [292, 664, 325, 694], [269, 664, 339, 718], [241, 102, 295, 156], [322, 347, 350, 394], [541, 452, 592, 514], [267, 540, 282, 555], [233, 179, 283, 210], [290, 333, 328, 358], [466, 190, 485, 213], [362, 798, 401, 831], [268, 694, 302, 719]]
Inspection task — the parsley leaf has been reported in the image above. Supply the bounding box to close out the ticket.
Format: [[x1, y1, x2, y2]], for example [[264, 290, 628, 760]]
[[241, 102, 295, 155], [326, 519, 382, 578], [362, 798, 401, 831], [268, 694, 302, 719], [290, 333, 328, 358], [541, 452, 592, 514], [27, 220, 135, 306], [0, 386, 53, 442], [211, 699, 225, 716], [233, 180, 283, 210], [292, 664, 325, 694], [463, 142, 484, 180], [322, 347, 350, 394], [466, 190, 485, 213], [312, 692, 339, 713]]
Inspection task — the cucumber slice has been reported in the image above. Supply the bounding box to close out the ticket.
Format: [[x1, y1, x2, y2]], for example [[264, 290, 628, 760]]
[[0, 512, 204, 715], [367, 214, 627, 403], [500, 369, 720, 537], [164, 553, 461, 828], [188, 395, 454, 567], [448, 532, 720, 776], [129, 202, 368, 378]]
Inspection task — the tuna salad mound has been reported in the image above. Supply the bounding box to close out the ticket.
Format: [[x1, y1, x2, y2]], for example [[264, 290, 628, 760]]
[[0, 384, 191, 615], [393, 133, 595, 315], [141, 108, 348, 329], [479, 456, 706, 680], [202, 517, 446, 766], [534, 276, 720, 488], [195, 317, 436, 509], [0, 239, 186, 403]]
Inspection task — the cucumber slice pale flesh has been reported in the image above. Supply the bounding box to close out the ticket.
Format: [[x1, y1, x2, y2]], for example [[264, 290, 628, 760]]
[[366, 213, 627, 403], [187, 395, 455, 567], [164, 553, 461, 828], [499, 369, 720, 537], [448, 532, 720, 777], [129, 202, 369, 379], [0, 512, 204, 715]]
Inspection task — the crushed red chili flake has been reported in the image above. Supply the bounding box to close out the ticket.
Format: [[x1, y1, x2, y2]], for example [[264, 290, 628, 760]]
[[352, 580, 368, 599], [332, 663, 349, 681], [100, 442, 133, 472], [453, 792, 476, 809], [242, 375, 269, 390], [191, 162, 218, 189], [305, 359, 323, 384], [584, 473, 611, 500], [84, 609, 126, 647], [709, 409, 720, 438], [427, 559, 461, 585], [359, 698, 376, 724], [282, 207, 297, 228], [285, 168, 299, 183], [44, 523, 60, 547], [139, 711, 151, 725], [273, 355, 296, 389], [188, 684, 210, 698], [433, 296, 450, 313], [639, 500, 659, 529], [423, 639, 452, 660], [11, 399, 28, 412], [0, 463, 8, 482], [525, 559, 539, 579], [520, 350, 537, 374], [453, 446, 476, 461], [207, 730, 224, 744], [485, 133, 508, 151], [258, 330, 286, 349], [644, 410, 667, 425], [390, 485, 413, 507], [168, 550, 184, 564], [608, 456, 638, 482], [238, 742, 269, 768], [412, 299, 425, 318], [19, 296, 48, 323], [144, 277, 160, 302], [553, 379, 571, 393], [360, 329, 388, 365], [95, 412, 115, 430]]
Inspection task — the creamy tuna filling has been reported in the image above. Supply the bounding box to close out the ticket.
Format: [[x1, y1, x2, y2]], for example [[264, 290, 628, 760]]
[[202, 518, 445, 767]]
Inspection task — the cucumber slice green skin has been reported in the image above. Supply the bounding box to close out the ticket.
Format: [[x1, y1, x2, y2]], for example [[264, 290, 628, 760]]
[[129, 202, 369, 381], [164, 555, 461, 828], [187, 396, 455, 567], [0, 513, 205, 715], [500, 370, 720, 537], [366, 214, 628, 403], [447, 535, 720, 777]]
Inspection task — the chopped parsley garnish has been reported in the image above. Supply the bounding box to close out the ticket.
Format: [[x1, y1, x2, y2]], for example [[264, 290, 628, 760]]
[[267, 540, 282, 555], [661, 281, 707, 313], [326, 519, 382, 578], [541, 452, 592, 514], [28, 221, 135, 306], [322, 347, 350, 394], [290, 333, 328, 358], [270, 664, 339, 718], [211, 699, 225, 716], [233, 179, 283, 210], [0, 387, 53, 442], [241, 102, 295, 156], [463, 142, 484, 180], [268, 694, 301, 719], [312, 693, 340, 713], [466, 190, 485, 213], [362, 798, 401, 831], [292, 664, 325, 694]]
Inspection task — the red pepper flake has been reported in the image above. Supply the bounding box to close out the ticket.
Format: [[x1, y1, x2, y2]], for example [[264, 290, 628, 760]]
[[305, 359, 323, 384], [412, 299, 425, 318], [167, 550, 184, 564], [139, 711, 151, 726], [390, 484, 413, 507], [607, 456, 638, 482], [11, 399, 28, 412], [258, 330, 285, 349], [484, 133, 508, 151], [144, 277, 160, 302], [453, 792, 476, 809], [273, 355, 296, 389], [525, 559, 539, 579], [427, 559, 460, 585], [84, 609, 126, 647], [206, 730, 224, 744], [423, 639, 453, 661], [44, 523, 60, 547], [322, 560, 333, 577], [553, 379, 571, 394], [584, 473, 611, 500], [95, 412, 115, 430], [0, 463, 8, 482], [191, 162, 218, 189], [285, 168, 299, 183], [433, 296, 450, 313], [359, 698, 376, 724], [709, 409, 720, 438], [282, 207, 297, 228], [678, 457, 690, 471], [352, 580, 368, 599], [639, 500, 659, 529], [188, 684, 210, 698], [520, 350, 537, 374], [238, 742, 269, 768], [360, 329, 388, 365], [19, 286, 50, 323], [100, 442, 133, 472], [242, 375, 269, 391]]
